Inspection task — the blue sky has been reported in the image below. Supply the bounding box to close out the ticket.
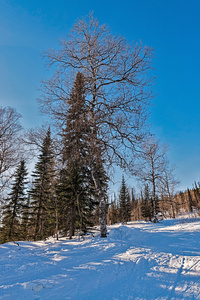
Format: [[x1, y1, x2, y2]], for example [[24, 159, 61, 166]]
[[0, 0, 200, 191]]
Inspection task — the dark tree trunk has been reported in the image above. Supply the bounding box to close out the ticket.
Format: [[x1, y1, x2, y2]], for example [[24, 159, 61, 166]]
[[100, 198, 107, 238]]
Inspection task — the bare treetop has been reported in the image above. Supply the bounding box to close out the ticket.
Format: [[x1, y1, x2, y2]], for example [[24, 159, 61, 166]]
[[0, 107, 23, 192], [39, 13, 154, 169], [45, 13, 153, 95]]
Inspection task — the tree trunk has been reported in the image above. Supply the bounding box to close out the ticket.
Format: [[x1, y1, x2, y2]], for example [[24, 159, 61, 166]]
[[169, 198, 175, 218], [152, 178, 157, 222], [34, 203, 42, 240], [100, 198, 107, 237], [91, 169, 107, 238], [69, 223, 75, 239], [55, 197, 59, 240]]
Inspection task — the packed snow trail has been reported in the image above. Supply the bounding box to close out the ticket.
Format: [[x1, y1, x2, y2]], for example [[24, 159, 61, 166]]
[[0, 219, 200, 299]]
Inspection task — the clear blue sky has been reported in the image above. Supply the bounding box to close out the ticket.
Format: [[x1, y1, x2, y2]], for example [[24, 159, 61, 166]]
[[0, 0, 200, 192]]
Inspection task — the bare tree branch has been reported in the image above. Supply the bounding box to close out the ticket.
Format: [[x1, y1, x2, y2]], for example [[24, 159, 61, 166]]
[[38, 13, 153, 170]]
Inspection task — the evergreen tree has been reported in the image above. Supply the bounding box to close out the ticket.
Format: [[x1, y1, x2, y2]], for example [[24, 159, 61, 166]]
[[57, 161, 96, 238], [187, 188, 193, 213], [131, 188, 138, 221], [126, 192, 132, 222], [179, 191, 186, 212], [21, 194, 31, 239], [193, 181, 200, 208], [2, 160, 28, 242], [141, 184, 152, 221], [131, 188, 135, 211], [62, 72, 89, 163], [119, 176, 131, 223], [109, 194, 118, 224], [60, 72, 106, 237], [30, 128, 55, 240]]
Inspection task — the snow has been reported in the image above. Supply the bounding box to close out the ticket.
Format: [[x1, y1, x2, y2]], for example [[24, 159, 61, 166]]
[[1, 219, 200, 299]]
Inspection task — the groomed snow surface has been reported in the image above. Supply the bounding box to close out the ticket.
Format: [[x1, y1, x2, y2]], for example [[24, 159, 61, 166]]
[[1, 219, 200, 299]]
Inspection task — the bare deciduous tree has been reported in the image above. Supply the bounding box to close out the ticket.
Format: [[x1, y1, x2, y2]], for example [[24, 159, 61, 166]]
[[159, 162, 179, 218], [38, 13, 153, 237], [0, 107, 22, 192], [133, 138, 167, 221]]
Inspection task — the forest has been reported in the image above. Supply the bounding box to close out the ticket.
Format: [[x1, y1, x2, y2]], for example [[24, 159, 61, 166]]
[[0, 14, 199, 244]]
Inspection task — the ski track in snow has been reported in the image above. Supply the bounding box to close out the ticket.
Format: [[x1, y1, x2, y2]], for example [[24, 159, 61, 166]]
[[0, 219, 200, 299]]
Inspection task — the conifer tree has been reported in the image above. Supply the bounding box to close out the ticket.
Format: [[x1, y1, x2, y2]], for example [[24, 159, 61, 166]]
[[60, 72, 106, 237], [21, 194, 31, 239], [141, 184, 152, 221], [2, 160, 28, 242], [193, 181, 200, 208], [57, 161, 95, 238], [179, 191, 185, 212], [131, 188, 135, 211], [187, 189, 193, 213], [30, 128, 55, 240], [109, 194, 118, 224], [131, 188, 138, 220], [119, 176, 131, 223], [62, 72, 89, 163], [126, 192, 132, 222]]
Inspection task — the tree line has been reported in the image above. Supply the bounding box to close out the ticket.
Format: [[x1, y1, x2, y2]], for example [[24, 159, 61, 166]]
[[108, 177, 200, 225]]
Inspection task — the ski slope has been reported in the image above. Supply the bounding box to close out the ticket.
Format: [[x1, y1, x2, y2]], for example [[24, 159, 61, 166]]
[[0, 219, 200, 299]]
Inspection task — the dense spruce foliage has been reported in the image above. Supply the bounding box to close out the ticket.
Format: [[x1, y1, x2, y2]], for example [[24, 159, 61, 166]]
[[141, 184, 153, 221], [0, 160, 28, 243], [57, 72, 103, 238], [118, 175, 131, 223], [29, 128, 55, 240]]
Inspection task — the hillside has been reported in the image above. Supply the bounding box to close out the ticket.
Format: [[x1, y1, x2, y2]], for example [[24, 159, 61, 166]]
[[0, 219, 200, 299]]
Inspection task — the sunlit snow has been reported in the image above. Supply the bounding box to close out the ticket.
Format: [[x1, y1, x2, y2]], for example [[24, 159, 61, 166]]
[[1, 219, 200, 299]]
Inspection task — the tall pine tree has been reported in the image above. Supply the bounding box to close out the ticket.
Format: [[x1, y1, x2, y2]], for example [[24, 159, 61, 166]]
[[141, 184, 152, 221], [1, 160, 28, 242], [119, 175, 131, 223], [30, 128, 55, 240], [59, 72, 105, 238]]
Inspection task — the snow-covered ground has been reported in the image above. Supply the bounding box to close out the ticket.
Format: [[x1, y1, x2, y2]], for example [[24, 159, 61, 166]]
[[1, 219, 200, 299]]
